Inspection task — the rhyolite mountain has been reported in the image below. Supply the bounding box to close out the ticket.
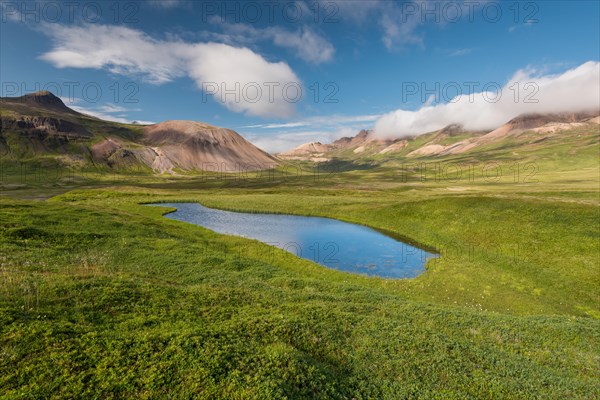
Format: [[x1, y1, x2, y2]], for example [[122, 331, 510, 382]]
[[277, 112, 599, 162], [0, 91, 276, 173]]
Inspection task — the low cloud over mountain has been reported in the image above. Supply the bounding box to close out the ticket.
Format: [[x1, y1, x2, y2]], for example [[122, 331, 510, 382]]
[[374, 61, 600, 138]]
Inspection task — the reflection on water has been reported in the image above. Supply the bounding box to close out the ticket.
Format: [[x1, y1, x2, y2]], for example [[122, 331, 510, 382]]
[[148, 203, 437, 279]]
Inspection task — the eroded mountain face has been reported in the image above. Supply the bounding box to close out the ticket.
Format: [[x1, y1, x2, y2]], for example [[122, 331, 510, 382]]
[[0, 116, 92, 138], [140, 121, 277, 173]]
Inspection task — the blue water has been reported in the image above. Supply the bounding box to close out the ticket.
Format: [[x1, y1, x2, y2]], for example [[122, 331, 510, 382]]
[[148, 203, 437, 279]]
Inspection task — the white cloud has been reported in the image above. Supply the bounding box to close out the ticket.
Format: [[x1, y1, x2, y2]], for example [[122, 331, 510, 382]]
[[374, 61, 600, 138], [148, 0, 186, 9], [324, 1, 495, 52], [70, 105, 152, 124], [243, 114, 381, 130], [244, 122, 310, 129], [39, 23, 300, 118], [330, 0, 383, 24], [205, 21, 334, 64], [59, 97, 154, 124], [380, 5, 423, 50], [39, 24, 186, 84], [205, 1, 422, 57], [247, 129, 352, 153], [308, 114, 381, 125], [240, 114, 382, 152], [269, 26, 335, 64], [97, 104, 141, 113], [448, 48, 473, 57], [184, 43, 299, 117], [508, 21, 536, 33], [326, 0, 424, 50]]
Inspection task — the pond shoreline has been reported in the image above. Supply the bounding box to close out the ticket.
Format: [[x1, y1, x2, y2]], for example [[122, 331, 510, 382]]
[[146, 202, 438, 279]]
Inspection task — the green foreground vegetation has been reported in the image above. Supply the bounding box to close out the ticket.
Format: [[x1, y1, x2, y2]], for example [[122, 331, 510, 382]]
[[1, 125, 599, 398]]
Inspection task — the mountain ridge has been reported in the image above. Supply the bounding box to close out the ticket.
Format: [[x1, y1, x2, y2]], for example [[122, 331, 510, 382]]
[[277, 111, 599, 161]]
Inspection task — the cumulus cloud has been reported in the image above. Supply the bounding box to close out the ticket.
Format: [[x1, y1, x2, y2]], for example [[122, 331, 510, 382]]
[[184, 43, 299, 117], [40, 25, 181, 84], [374, 61, 600, 138], [39, 24, 300, 118]]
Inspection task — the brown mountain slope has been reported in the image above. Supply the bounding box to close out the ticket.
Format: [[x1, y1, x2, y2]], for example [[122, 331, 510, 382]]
[[141, 121, 277, 172]]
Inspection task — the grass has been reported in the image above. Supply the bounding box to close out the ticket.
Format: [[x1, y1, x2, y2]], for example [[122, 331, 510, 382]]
[[1, 192, 599, 398], [0, 124, 599, 398]]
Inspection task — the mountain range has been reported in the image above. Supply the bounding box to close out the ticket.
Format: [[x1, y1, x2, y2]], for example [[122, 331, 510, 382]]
[[1, 91, 598, 173], [278, 113, 599, 162]]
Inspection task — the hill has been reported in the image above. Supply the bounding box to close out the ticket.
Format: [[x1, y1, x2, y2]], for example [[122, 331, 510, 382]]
[[0, 91, 276, 174]]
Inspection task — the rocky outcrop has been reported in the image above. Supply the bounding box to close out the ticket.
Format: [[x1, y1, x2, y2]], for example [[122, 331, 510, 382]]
[[91, 138, 122, 162], [379, 140, 408, 154], [332, 129, 371, 149], [0, 116, 91, 138]]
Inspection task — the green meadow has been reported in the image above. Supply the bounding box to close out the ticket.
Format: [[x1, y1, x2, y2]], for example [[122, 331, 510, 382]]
[[1, 126, 599, 398]]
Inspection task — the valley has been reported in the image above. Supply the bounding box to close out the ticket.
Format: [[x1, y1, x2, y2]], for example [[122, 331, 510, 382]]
[[2, 1, 599, 397], [1, 91, 599, 398]]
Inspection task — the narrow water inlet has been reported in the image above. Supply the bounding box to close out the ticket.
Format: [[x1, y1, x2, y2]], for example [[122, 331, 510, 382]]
[[148, 203, 438, 279]]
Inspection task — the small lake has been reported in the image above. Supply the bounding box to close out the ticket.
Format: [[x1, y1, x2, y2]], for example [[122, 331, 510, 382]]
[[148, 203, 437, 279]]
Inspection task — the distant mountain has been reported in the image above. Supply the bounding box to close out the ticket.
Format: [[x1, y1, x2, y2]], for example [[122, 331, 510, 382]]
[[277, 112, 599, 161], [409, 112, 599, 157], [0, 91, 276, 173], [277, 129, 405, 162], [278, 142, 331, 162]]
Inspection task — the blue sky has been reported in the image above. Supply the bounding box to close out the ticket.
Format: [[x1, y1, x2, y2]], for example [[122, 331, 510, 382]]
[[1, 0, 599, 151]]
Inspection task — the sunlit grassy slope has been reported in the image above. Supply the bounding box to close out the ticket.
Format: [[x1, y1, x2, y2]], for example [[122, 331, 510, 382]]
[[1, 123, 598, 398]]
